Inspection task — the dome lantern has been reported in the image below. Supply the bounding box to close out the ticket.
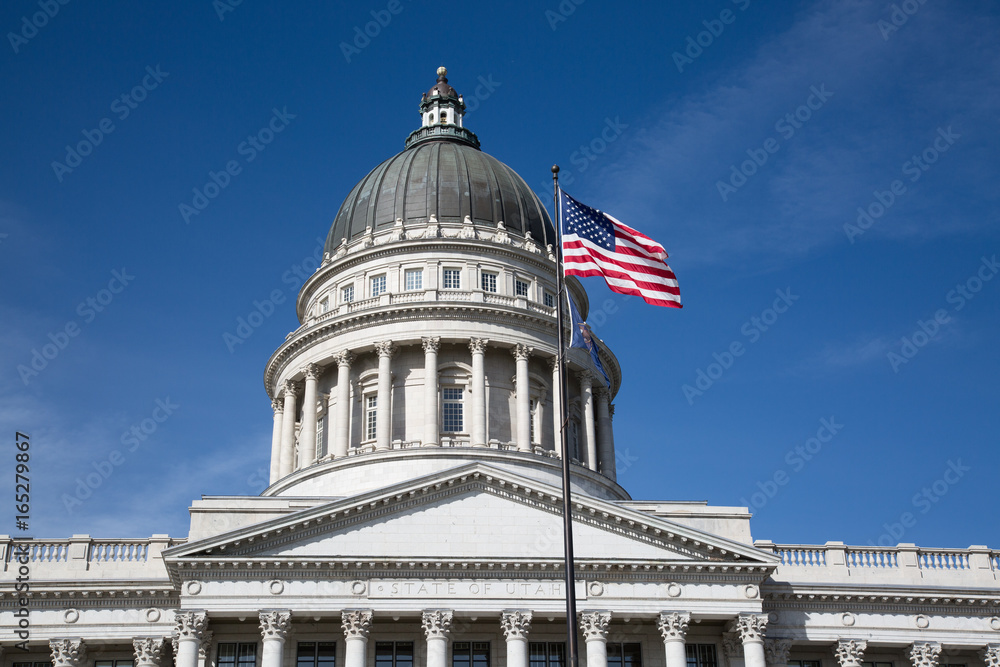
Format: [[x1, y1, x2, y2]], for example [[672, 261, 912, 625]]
[[406, 66, 480, 149]]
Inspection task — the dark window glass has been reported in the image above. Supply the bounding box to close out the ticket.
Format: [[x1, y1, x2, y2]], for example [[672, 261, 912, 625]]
[[608, 644, 642, 667], [219, 643, 256, 667], [376, 642, 413, 667], [298, 642, 336, 667], [686, 645, 718, 667], [529, 643, 565, 667], [454, 642, 490, 667]]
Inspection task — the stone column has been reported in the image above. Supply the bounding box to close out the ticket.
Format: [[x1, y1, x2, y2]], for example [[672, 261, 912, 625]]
[[594, 387, 615, 478], [342, 610, 373, 667], [501, 610, 532, 667], [278, 381, 298, 478], [333, 351, 354, 458], [422, 337, 441, 446], [579, 371, 597, 470], [764, 639, 793, 667], [512, 345, 533, 452], [549, 357, 562, 454], [730, 614, 768, 667], [581, 612, 611, 667], [269, 399, 283, 484], [133, 638, 168, 667], [374, 341, 395, 450], [470, 338, 489, 447], [174, 611, 208, 667], [298, 364, 321, 468], [422, 610, 454, 667], [259, 610, 292, 667], [908, 643, 942, 667], [834, 640, 866, 667], [657, 612, 690, 667], [50, 639, 86, 667]]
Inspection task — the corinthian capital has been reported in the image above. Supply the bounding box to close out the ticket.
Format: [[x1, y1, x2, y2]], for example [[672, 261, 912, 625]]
[[580, 611, 611, 641], [512, 344, 533, 361], [722, 633, 744, 658], [272, 398, 283, 414], [50, 639, 86, 667], [133, 638, 168, 667], [374, 341, 396, 358], [729, 613, 768, 644], [333, 350, 356, 367], [980, 645, 1000, 667], [657, 612, 691, 642], [765, 638, 794, 666], [421, 610, 454, 639], [501, 610, 532, 640], [303, 363, 322, 380], [175, 611, 209, 641], [342, 610, 373, 639], [908, 643, 942, 667], [259, 610, 293, 640], [422, 337, 441, 354], [469, 338, 489, 354], [282, 380, 298, 398], [834, 640, 867, 667]]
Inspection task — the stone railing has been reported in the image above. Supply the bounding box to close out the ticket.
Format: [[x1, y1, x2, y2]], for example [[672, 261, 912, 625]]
[[756, 541, 999, 587], [0, 535, 184, 581], [344, 438, 561, 459]]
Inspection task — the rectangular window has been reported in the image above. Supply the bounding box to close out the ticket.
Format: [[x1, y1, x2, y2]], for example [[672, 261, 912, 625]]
[[14, 663, 51, 667], [529, 399, 537, 444], [94, 663, 133, 667], [342, 285, 355, 303], [371, 274, 387, 297], [375, 642, 413, 667], [453, 642, 490, 667], [515, 278, 530, 297], [530, 643, 566, 667], [218, 644, 257, 667], [442, 387, 464, 433], [443, 268, 462, 289], [686, 645, 718, 667], [365, 395, 378, 440], [543, 291, 556, 308], [862, 662, 893, 667], [404, 268, 423, 291], [297, 642, 336, 667], [320, 297, 330, 313], [789, 662, 821, 667], [316, 413, 326, 458], [608, 644, 642, 667], [481, 271, 498, 293]]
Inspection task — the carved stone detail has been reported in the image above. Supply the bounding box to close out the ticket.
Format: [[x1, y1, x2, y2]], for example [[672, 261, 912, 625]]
[[657, 612, 691, 642], [259, 610, 293, 640], [422, 337, 441, 354], [722, 633, 744, 658], [764, 638, 793, 666], [282, 380, 298, 398], [834, 640, 867, 667], [198, 632, 213, 660], [303, 363, 321, 380], [580, 611, 611, 641], [334, 350, 355, 367], [374, 341, 396, 358], [421, 610, 454, 639], [469, 338, 489, 354], [980, 645, 1000, 667], [272, 398, 283, 413], [512, 344, 533, 361], [729, 613, 768, 643], [908, 643, 942, 667], [50, 639, 87, 667], [342, 610, 373, 639], [175, 611, 209, 641], [501, 610, 532, 640], [133, 638, 168, 667]]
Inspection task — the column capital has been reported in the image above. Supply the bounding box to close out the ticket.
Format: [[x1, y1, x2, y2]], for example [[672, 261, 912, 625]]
[[334, 350, 356, 367], [512, 344, 533, 361], [580, 611, 611, 641], [908, 643, 942, 667], [501, 610, 532, 640], [578, 370, 595, 386], [722, 633, 744, 658], [198, 632, 214, 660], [303, 363, 322, 380], [764, 638, 794, 666], [133, 638, 168, 667], [421, 610, 454, 640], [272, 398, 283, 414], [548, 355, 560, 371], [374, 340, 396, 358], [657, 612, 690, 643], [259, 610, 293, 640], [422, 337, 442, 354], [469, 338, 490, 354], [609, 404, 615, 419], [50, 639, 87, 667], [834, 640, 867, 667], [594, 386, 610, 400], [342, 609, 374, 640], [729, 613, 768, 644], [980, 645, 1000, 667], [175, 611, 209, 641], [282, 379, 298, 398]]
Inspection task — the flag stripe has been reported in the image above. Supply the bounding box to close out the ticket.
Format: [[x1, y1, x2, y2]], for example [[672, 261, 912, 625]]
[[563, 240, 679, 281]]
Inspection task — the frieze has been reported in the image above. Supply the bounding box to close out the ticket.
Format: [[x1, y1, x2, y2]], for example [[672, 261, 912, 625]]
[[369, 579, 572, 600]]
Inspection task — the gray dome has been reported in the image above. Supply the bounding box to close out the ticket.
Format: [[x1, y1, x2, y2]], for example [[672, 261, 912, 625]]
[[324, 140, 555, 255]]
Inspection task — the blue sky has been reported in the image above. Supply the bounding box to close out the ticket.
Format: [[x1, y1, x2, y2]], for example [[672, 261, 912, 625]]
[[1, 0, 998, 549]]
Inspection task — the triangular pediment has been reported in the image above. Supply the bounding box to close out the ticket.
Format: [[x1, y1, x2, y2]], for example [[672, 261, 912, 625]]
[[164, 464, 777, 573]]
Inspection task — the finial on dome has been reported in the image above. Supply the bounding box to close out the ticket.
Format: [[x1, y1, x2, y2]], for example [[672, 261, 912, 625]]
[[437, 66, 448, 79]]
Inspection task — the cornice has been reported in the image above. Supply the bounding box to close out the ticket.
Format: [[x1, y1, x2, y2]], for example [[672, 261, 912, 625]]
[[763, 584, 1000, 616], [0, 583, 178, 608]]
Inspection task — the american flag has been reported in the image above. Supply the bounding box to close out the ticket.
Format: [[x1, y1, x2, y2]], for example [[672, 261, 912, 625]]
[[560, 190, 682, 308]]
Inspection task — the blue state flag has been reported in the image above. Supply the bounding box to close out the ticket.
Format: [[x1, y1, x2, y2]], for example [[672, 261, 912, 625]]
[[567, 292, 611, 387]]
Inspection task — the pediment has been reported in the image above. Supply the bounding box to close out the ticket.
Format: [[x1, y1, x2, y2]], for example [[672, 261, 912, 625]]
[[164, 463, 777, 572]]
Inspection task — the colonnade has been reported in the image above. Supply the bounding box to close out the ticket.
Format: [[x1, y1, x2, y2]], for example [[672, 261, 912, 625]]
[[268, 339, 617, 485]]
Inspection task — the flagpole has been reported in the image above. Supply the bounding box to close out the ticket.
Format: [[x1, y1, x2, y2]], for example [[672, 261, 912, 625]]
[[552, 165, 580, 667]]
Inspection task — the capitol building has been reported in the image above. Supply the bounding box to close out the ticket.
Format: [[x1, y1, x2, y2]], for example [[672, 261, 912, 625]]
[[2, 69, 997, 667]]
